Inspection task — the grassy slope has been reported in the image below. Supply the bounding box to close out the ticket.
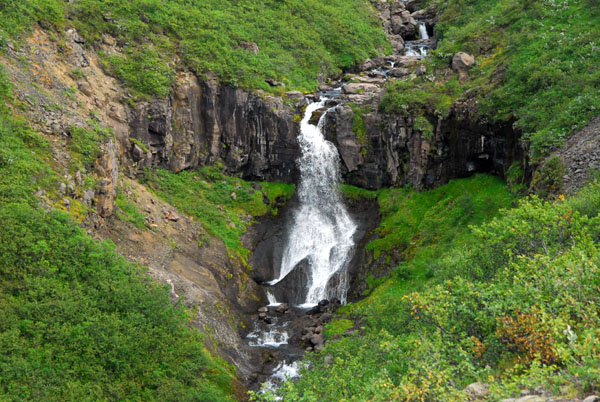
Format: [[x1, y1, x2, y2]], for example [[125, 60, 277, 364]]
[[142, 166, 294, 263], [0, 67, 238, 401], [265, 175, 600, 401], [0, 0, 388, 96], [380, 0, 600, 160]]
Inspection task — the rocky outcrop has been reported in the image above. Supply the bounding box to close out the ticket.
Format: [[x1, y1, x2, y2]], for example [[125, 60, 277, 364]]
[[557, 115, 600, 194], [323, 96, 524, 190], [128, 72, 300, 182]]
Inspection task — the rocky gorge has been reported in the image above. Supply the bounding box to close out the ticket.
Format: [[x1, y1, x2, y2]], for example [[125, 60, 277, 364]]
[[0, 0, 528, 391], [2, 0, 599, 399]]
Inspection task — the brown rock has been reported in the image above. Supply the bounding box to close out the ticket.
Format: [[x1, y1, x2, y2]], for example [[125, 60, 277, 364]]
[[451, 52, 475, 74], [239, 41, 259, 54]]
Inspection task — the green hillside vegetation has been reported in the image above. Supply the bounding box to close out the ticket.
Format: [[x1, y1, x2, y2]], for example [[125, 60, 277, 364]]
[[261, 176, 600, 401], [0, 0, 388, 97], [143, 167, 295, 263], [381, 0, 600, 160], [0, 67, 238, 400]]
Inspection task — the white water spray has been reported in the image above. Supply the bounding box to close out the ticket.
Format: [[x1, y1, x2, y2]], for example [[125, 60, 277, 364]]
[[269, 99, 356, 306], [418, 22, 429, 40]]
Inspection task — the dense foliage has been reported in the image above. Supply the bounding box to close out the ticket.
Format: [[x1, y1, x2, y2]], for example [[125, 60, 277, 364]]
[[381, 0, 600, 159], [262, 176, 600, 401], [0, 0, 388, 96], [0, 67, 237, 401]]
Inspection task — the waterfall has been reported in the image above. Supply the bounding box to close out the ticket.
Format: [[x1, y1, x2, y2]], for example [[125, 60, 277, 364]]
[[418, 22, 429, 40], [268, 99, 357, 306]]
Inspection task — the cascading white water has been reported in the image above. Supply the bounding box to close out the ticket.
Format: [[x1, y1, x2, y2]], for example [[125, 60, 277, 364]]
[[268, 99, 357, 306], [418, 22, 429, 40]]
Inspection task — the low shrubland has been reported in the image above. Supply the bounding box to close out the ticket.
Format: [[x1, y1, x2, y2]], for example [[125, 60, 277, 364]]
[[261, 175, 600, 401]]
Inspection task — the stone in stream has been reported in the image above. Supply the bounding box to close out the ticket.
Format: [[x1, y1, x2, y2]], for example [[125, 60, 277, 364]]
[[318, 299, 330, 307], [257, 306, 269, 313], [275, 303, 289, 313], [258, 312, 267, 320]]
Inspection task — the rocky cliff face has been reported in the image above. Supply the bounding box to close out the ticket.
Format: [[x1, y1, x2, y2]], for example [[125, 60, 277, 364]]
[[324, 97, 525, 190], [128, 73, 300, 182]]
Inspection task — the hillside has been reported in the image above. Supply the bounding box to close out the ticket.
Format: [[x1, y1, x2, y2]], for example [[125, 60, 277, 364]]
[[1, 0, 599, 401]]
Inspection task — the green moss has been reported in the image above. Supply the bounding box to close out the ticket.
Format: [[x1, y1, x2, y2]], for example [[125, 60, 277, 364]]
[[348, 103, 371, 151], [129, 137, 149, 153], [414, 115, 435, 140], [67, 124, 111, 170], [529, 155, 565, 199], [379, 77, 462, 117]]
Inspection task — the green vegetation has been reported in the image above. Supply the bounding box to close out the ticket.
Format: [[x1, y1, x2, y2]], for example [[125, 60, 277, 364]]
[[67, 124, 111, 171], [114, 188, 147, 229], [262, 175, 600, 401], [1, 0, 388, 96], [348, 103, 371, 156], [143, 166, 295, 263], [381, 0, 600, 159], [0, 65, 237, 401], [379, 77, 463, 118]]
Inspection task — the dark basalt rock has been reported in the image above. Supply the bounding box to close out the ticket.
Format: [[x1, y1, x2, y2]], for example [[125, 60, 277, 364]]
[[128, 72, 300, 182], [322, 95, 525, 191]]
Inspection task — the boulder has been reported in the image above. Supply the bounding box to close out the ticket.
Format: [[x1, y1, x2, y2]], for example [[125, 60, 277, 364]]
[[310, 333, 324, 346], [389, 68, 411, 78], [257, 306, 269, 313], [465, 382, 490, 400], [342, 83, 381, 94], [239, 41, 259, 54], [275, 303, 289, 313], [451, 52, 475, 74], [583, 397, 600, 402]]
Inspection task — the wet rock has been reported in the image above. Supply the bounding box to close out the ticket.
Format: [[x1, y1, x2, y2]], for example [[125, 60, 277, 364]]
[[389, 67, 411, 78], [318, 299, 330, 307], [318, 312, 333, 323], [583, 397, 600, 402], [130, 72, 299, 181], [258, 306, 269, 313], [275, 303, 289, 313]]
